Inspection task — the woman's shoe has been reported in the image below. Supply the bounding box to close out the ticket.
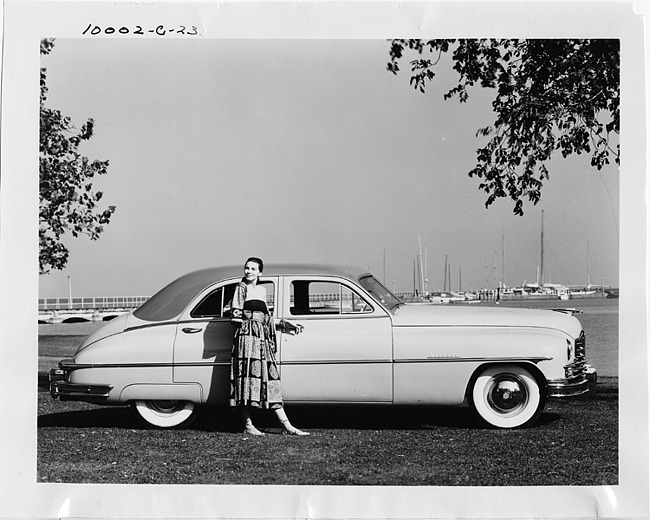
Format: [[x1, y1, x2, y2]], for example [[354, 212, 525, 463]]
[[281, 419, 309, 436], [244, 424, 265, 436]]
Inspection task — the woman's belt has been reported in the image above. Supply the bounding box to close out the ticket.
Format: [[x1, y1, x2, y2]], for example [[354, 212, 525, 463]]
[[242, 310, 268, 321]]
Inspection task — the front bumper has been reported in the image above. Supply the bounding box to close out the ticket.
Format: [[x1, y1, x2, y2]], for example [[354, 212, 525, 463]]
[[49, 364, 113, 400], [547, 365, 597, 398]]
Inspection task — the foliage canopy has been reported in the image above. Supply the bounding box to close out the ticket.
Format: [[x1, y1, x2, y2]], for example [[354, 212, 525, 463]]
[[388, 39, 620, 215], [40, 39, 116, 274]]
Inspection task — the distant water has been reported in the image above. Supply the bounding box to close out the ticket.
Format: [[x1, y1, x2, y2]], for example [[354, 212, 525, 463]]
[[492, 299, 618, 377]]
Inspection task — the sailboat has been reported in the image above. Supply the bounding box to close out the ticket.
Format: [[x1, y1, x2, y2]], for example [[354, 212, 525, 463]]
[[501, 211, 570, 301], [568, 242, 608, 299]]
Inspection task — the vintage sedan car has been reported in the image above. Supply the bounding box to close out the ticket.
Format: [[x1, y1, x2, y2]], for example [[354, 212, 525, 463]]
[[50, 264, 596, 429]]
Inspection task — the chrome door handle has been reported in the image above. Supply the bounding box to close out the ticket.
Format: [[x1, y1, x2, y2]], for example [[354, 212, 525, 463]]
[[278, 319, 304, 335], [182, 327, 203, 334]]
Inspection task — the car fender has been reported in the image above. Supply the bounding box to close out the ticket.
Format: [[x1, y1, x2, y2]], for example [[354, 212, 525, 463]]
[[392, 325, 569, 404], [68, 323, 177, 403], [464, 361, 548, 403], [120, 383, 202, 402]]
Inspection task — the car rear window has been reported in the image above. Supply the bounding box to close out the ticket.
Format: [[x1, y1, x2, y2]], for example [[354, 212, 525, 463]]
[[134, 271, 218, 322]]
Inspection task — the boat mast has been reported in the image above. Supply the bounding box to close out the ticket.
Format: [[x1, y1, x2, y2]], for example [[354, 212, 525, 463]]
[[443, 254, 448, 292], [501, 234, 505, 289], [417, 234, 425, 296], [424, 230, 428, 295], [539, 210, 544, 286], [587, 241, 591, 288], [413, 261, 416, 294]]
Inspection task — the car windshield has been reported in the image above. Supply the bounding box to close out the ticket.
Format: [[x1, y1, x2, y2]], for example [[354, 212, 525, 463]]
[[358, 274, 403, 311]]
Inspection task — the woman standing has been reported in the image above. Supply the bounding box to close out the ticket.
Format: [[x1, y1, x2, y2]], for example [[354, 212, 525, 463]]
[[229, 257, 309, 436]]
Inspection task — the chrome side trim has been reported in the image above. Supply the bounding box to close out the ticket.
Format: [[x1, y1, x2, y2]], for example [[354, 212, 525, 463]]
[[124, 321, 179, 332], [59, 356, 553, 371], [58, 361, 231, 371], [282, 356, 552, 366], [124, 318, 249, 333], [280, 359, 392, 366], [393, 356, 552, 364]]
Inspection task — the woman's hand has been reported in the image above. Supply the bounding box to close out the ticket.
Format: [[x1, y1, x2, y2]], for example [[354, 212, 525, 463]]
[[278, 319, 304, 335]]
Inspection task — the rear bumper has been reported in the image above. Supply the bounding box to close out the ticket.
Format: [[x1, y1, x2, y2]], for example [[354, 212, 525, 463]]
[[547, 365, 597, 398], [49, 366, 112, 400]]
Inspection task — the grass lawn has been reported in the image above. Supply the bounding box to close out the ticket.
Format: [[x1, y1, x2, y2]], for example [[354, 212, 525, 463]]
[[37, 381, 618, 486]]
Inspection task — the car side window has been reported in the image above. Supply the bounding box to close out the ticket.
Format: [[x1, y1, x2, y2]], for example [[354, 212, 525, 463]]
[[289, 281, 373, 316], [191, 283, 237, 318], [192, 281, 275, 318]]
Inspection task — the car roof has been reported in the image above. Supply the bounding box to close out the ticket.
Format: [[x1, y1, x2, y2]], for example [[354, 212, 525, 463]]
[[133, 263, 372, 322], [190, 263, 371, 283]]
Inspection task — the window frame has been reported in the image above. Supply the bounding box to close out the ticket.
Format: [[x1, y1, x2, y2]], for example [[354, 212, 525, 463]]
[[189, 279, 276, 319], [285, 276, 379, 318]]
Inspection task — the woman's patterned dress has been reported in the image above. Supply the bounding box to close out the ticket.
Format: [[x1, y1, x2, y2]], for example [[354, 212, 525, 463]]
[[229, 281, 283, 409]]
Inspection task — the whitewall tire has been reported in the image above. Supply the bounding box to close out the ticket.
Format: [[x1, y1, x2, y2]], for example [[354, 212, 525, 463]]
[[470, 364, 545, 429], [132, 400, 197, 429]]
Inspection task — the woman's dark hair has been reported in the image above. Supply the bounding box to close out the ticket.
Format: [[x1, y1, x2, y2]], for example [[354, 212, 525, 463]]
[[245, 256, 264, 273]]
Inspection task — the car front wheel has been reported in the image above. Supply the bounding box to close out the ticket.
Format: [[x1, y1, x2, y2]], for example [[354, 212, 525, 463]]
[[132, 400, 197, 429], [470, 364, 545, 429]]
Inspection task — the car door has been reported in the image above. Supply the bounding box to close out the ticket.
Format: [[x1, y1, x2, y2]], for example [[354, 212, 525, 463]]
[[172, 278, 277, 402], [278, 276, 393, 403]]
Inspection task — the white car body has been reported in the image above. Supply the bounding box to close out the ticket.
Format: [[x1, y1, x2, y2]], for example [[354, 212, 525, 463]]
[[50, 264, 596, 429]]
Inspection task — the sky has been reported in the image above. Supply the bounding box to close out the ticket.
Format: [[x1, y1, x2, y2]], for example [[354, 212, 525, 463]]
[[38, 38, 620, 298]]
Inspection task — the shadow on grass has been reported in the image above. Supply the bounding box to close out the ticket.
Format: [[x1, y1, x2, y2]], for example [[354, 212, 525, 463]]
[[276, 404, 562, 431], [38, 402, 563, 432], [38, 396, 563, 432], [275, 405, 474, 430], [38, 405, 471, 431], [37, 405, 243, 433], [38, 406, 140, 429]]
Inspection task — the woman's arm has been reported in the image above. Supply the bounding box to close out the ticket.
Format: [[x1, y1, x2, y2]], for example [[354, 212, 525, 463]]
[[230, 281, 247, 325]]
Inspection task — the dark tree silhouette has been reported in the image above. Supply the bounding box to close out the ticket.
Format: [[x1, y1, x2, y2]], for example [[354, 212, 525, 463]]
[[388, 39, 619, 215], [40, 39, 116, 274]]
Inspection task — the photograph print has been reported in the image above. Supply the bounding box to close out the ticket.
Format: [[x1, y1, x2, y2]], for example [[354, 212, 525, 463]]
[[0, 1, 645, 518], [37, 36, 621, 488]]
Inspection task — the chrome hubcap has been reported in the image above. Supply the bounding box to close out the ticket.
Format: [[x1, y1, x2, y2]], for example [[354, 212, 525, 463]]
[[486, 376, 528, 414], [147, 400, 182, 413]]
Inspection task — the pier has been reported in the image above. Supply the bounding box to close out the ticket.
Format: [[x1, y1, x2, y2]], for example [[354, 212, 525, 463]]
[[38, 296, 149, 323]]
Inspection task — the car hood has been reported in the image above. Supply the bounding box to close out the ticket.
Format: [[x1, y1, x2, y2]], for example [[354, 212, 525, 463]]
[[392, 303, 582, 335]]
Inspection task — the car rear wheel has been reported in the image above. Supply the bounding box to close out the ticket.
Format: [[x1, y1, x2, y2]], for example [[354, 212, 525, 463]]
[[132, 400, 197, 429], [470, 364, 545, 429]]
